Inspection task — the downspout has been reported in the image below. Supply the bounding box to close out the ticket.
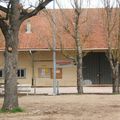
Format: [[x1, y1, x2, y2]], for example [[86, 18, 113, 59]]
[[52, 0, 57, 95]]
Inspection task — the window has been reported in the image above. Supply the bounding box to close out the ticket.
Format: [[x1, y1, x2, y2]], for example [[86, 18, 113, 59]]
[[0, 69, 4, 78], [0, 69, 26, 79], [39, 68, 50, 78], [50, 68, 62, 79], [17, 69, 26, 78], [26, 20, 32, 33]]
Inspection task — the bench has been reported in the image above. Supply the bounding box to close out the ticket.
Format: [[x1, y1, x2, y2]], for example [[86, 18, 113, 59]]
[[18, 90, 31, 95]]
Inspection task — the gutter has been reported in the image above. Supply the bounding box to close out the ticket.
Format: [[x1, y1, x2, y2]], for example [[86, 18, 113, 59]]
[[0, 48, 108, 52]]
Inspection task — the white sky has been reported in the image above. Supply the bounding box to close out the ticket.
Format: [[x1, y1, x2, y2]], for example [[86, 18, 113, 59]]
[[46, 0, 104, 8], [0, 0, 116, 9], [19, 0, 104, 8]]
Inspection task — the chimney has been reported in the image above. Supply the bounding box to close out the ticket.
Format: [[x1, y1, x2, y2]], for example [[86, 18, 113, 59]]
[[26, 20, 31, 33]]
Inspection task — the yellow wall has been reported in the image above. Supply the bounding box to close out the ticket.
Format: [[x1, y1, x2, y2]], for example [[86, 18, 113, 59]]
[[33, 51, 77, 86], [18, 52, 32, 85], [0, 51, 77, 87]]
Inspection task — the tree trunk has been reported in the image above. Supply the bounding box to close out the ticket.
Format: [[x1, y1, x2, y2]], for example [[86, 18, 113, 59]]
[[112, 63, 119, 94], [1, 0, 21, 110], [2, 31, 19, 110], [0, 20, 19, 110], [74, 9, 83, 94], [77, 55, 83, 94]]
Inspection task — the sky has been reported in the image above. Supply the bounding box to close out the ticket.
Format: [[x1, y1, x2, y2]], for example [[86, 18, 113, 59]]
[[19, 0, 104, 9], [0, 0, 115, 9], [46, 0, 104, 8]]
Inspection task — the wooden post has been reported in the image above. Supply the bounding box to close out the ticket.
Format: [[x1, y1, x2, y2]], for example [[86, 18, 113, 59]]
[[29, 51, 36, 95]]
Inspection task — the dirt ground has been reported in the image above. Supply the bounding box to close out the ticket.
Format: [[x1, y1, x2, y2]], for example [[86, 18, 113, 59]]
[[0, 95, 120, 120]]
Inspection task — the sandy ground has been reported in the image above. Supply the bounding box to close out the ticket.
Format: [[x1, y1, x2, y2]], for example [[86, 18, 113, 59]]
[[0, 95, 120, 120]]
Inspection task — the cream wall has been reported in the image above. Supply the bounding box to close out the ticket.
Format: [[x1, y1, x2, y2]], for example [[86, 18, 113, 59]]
[[0, 51, 77, 87], [0, 51, 32, 85], [18, 52, 32, 85], [33, 51, 77, 86], [34, 61, 77, 86], [60, 67, 77, 86]]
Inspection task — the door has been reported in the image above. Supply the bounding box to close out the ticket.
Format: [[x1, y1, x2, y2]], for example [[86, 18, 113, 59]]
[[83, 52, 112, 84]]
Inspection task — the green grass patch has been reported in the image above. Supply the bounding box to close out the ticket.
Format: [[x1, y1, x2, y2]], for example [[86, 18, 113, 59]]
[[10, 107, 24, 113], [0, 109, 7, 113], [0, 107, 24, 113]]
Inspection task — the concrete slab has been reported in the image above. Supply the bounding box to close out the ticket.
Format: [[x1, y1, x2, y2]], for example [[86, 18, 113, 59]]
[[29, 87, 113, 95], [0, 86, 113, 95]]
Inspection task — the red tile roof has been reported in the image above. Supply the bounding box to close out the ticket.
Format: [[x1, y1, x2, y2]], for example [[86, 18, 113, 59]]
[[0, 9, 108, 51]]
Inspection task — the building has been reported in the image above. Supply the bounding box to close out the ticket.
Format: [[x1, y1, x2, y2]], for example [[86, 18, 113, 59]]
[[0, 9, 112, 87]]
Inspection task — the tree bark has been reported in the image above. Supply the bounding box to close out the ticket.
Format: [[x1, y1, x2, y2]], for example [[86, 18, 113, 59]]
[[0, 18, 19, 110], [2, 28, 19, 110], [112, 62, 119, 94], [77, 55, 83, 94], [2, 40, 18, 110], [74, 9, 83, 94], [1, 0, 20, 110]]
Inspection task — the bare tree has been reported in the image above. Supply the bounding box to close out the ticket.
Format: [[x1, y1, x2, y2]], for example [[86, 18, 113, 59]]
[[54, 0, 90, 94], [102, 0, 120, 93], [0, 0, 52, 110]]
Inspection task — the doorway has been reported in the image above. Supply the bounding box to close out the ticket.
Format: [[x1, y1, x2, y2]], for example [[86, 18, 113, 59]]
[[83, 52, 112, 84]]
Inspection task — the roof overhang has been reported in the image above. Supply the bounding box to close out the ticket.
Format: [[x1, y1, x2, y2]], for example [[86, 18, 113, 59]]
[[0, 48, 108, 52]]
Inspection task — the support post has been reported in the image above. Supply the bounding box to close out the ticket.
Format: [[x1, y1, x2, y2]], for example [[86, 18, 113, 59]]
[[52, 0, 57, 95], [29, 50, 36, 95]]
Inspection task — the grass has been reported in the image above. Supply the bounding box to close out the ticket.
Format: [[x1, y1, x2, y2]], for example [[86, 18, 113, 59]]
[[0, 107, 24, 113], [10, 107, 24, 113], [0, 109, 7, 113]]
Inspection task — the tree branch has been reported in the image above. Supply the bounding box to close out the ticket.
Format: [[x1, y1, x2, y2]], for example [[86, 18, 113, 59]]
[[19, 0, 53, 22], [0, 5, 7, 13]]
